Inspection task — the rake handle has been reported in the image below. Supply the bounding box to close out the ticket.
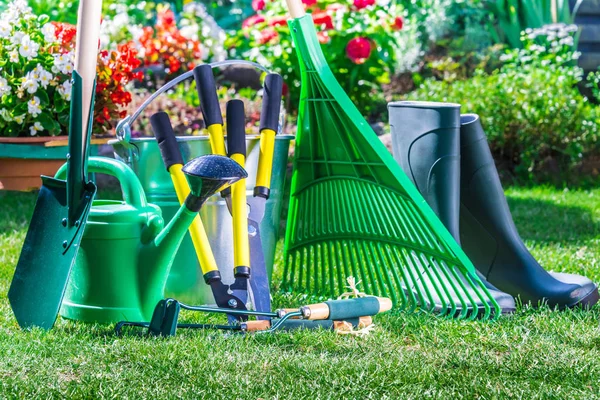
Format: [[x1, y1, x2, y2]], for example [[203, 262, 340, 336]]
[[285, 0, 306, 18]]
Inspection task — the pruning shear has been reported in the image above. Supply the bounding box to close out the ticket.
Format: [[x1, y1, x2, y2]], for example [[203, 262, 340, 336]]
[[193, 66, 283, 318]]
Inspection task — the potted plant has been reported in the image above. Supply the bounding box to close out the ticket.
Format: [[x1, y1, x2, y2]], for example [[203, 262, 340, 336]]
[[0, 0, 141, 191]]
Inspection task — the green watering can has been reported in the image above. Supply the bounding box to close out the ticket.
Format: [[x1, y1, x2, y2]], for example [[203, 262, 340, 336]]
[[54, 155, 247, 323]]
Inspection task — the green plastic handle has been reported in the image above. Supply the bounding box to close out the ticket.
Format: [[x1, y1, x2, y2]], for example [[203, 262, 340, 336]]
[[56, 156, 148, 208]]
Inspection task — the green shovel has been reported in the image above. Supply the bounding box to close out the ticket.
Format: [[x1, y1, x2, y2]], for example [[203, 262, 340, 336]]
[[8, 0, 103, 330]]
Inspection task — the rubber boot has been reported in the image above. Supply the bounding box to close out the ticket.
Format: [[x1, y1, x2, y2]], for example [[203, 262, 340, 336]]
[[459, 114, 599, 308], [388, 101, 516, 315]]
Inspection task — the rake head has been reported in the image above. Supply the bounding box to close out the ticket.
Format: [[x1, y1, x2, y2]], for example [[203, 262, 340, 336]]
[[282, 15, 500, 320]]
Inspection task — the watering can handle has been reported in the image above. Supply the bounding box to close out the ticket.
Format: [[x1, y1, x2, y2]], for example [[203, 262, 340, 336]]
[[115, 60, 270, 146], [56, 157, 148, 208]]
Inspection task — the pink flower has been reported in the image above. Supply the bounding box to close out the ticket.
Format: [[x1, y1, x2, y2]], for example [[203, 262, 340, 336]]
[[243, 15, 266, 28], [353, 0, 375, 10], [302, 0, 317, 7], [346, 37, 372, 64], [258, 28, 278, 44], [252, 0, 266, 11]]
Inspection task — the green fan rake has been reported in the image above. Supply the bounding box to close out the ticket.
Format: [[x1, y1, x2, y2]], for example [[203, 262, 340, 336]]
[[281, 0, 500, 320]]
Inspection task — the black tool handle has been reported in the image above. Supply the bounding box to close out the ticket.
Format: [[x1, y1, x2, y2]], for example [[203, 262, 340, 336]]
[[226, 100, 246, 157], [260, 73, 283, 133], [193, 64, 223, 127], [150, 112, 183, 171]]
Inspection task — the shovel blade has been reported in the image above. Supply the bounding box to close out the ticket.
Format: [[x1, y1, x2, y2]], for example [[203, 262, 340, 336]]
[[8, 176, 96, 330]]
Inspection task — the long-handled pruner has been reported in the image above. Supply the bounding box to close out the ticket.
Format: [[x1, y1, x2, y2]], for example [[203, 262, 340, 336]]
[[150, 112, 249, 320], [194, 66, 281, 317], [115, 296, 390, 337], [246, 73, 284, 318], [225, 100, 251, 321]]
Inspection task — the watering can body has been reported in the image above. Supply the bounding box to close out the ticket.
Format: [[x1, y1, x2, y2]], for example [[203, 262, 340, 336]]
[[57, 157, 194, 323]]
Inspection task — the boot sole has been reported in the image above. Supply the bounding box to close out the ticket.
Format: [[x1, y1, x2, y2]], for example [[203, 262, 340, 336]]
[[568, 285, 600, 309]]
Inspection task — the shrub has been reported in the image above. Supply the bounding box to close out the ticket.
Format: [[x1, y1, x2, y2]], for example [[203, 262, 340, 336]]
[[227, 0, 421, 117], [405, 24, 600, 184]]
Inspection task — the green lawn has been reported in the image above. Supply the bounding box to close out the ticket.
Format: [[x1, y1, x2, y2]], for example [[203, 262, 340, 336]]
[[1, 187, 599, 399]]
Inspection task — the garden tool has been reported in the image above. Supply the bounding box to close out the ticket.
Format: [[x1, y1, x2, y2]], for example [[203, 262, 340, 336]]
[[388, 101, 516, 315], [458, 114, 599, 308], [149, 112, 250, 317], [226, 100, 251, 319], [193, 64, 232, 204], [8, 0, 102, 330], [115, 296, 389, 336], [246, 73, 284, 317], [193, 64, 227, 157], [196, 68, 282, 316], [57, 155, 247, 323], [281, 1, 500, 320]]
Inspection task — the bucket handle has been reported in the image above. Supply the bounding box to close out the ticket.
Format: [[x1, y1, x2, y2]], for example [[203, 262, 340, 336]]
[[55, 157, 148, 208], [115, 60, 271, 148]]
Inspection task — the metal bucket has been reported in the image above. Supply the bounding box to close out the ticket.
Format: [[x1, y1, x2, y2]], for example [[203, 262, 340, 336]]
[[110, 135, 293, 304]]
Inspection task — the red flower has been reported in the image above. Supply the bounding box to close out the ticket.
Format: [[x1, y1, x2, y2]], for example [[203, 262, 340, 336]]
[[252, 0, 266, 11], [52, 22, 77, 46], [302, 0, 317, 7], [258, 28, 278, 45], [312, 11, 333, 30], [393, 16, 404, 30], [346, 37, 372, 64], [353, 0, 375, 9], [243, 15, 266, 28], [269, 16, 288, 27]]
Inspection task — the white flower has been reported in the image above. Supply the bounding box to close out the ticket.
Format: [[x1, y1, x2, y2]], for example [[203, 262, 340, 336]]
[[53, 52, 75, 75], [29, 121, 43, 136], [0, 77, 11, 96], [0, 109, 11, 122], [21, 72, 39, 94], [19, 34, 40, 59], [0, 20, 11, 38], [27, 96, 41, 117], [58, 80, 72, 101], [9, 50, 19, 63], [13, 114, 24, 124], [41, 22, 56, 44], [11, 31, 25, 47], [38, 70, 53, 89]]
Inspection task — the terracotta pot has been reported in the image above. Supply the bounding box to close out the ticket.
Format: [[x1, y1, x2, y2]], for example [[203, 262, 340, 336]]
[[0, 136, 108, 191]]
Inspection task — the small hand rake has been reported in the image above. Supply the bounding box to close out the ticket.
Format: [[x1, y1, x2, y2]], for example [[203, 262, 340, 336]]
[[281, 0, 500, 320]]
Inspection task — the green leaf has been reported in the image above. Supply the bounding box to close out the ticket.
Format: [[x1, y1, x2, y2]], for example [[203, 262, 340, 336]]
[[37, 111, 54, 131], [36, 90, 50, 105]]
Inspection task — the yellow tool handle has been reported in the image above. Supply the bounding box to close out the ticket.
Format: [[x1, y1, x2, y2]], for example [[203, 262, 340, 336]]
[[169, 164, 219, 275], [255, 128, 276, 191], [207, 124, 227, 156], [230, 154, 250, 270], [255, 73, 283, 196]]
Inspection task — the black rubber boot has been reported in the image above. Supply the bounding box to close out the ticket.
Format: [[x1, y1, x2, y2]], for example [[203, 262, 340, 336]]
[[388, 101, 516, 314], [459, 114, 599, 308]]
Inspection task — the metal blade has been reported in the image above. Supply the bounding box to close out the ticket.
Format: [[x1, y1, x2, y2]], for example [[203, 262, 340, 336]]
[[246, 197, 271, 318]]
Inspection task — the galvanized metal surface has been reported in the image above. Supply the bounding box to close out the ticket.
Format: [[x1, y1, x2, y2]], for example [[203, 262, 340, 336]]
[[110, 135, 293, 305]]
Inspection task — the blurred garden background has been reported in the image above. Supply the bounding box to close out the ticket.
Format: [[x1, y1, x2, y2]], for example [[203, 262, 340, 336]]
[[0, 0, 599, 187]]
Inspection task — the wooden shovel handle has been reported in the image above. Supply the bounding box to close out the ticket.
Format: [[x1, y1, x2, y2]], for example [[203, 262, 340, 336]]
[[74, 0, 103, 140], [285, 0, 306, 18]]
